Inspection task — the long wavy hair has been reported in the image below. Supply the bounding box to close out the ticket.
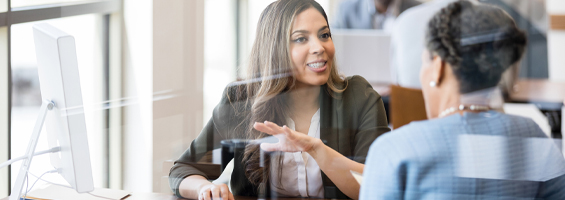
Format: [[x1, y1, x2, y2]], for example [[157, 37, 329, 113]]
[[229, 0, 346, 192]]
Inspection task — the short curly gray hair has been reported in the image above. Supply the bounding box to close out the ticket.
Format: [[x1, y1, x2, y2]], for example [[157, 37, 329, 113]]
[[425, 0, 527, 94]]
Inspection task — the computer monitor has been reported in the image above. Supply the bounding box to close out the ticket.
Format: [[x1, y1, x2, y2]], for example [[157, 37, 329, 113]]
[[332, 29, 391, 84], [9, 23, 94, 200]]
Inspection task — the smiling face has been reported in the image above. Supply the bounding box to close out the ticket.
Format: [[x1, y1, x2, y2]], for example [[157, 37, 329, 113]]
[[289, 7, 335, 88]]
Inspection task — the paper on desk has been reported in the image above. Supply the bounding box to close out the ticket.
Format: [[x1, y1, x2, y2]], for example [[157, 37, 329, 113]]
[[350, 170, 363, 185], [26, 184, 130, 200]]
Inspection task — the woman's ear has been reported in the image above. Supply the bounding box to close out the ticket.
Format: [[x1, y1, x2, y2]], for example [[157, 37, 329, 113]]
[[430, 55, 446, 87]]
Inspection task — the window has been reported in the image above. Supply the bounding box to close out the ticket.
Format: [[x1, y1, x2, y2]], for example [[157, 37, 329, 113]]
[[10, 14, 106, 189], [0, 0, 6, 11], [1, 0, 121, 197], [11, 0, 84, 8], [203, 0, 237, 123]]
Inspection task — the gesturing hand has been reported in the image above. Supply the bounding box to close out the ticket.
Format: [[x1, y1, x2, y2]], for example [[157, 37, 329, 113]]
[[198, 183, 234, 200], [253, 121, 321, 153]]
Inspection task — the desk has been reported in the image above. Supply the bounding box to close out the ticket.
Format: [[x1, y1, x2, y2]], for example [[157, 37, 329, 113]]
[[509, 79, 565, 136], [371, 79, 565, 108], [509, 79, 565, 110], [125, 193, 347, 200], [2, 193, 349, 200], [370, 79, 565, 133]]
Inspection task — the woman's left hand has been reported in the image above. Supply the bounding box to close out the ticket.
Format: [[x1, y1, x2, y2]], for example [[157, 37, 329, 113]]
[[253, 121, 321, 153]]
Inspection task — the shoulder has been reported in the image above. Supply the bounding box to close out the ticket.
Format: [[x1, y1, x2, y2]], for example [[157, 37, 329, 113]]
[[214, 82, 250, 119], [340, 75, 382, 104], [375, 119, 439, 144], [370, 116, 458, 153], [219, 82, 249, 105], [499, 112, 540, 125], [380, 112, 546, 143], [492, 113, 547, 137], [343, 75, 379, 95], [366, 117, 459, 169]]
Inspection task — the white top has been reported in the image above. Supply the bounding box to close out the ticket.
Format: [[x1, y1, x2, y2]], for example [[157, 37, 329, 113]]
[[213, 109, 324, 198], [270, 109, 324, 198], [390, 0, 457, 89]]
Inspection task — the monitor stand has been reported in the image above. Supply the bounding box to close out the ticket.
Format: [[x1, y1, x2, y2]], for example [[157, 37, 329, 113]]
[[10, 99, 54, 200]]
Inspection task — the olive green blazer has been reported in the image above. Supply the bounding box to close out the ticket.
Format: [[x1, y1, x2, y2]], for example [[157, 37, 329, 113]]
[[169, 76, 390, 199]]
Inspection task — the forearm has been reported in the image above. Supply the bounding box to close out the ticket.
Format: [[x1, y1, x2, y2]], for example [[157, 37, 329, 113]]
[[307, 139, 364, 199], [178, 175, 213, 199]]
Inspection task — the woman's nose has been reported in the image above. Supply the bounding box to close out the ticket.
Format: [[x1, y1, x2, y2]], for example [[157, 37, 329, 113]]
[[309, 39, 325, 55]]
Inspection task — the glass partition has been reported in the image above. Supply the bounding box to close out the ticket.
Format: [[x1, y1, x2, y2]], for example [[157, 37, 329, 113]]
[[169, 0, 564, 199], [10, 14, 108, 189]]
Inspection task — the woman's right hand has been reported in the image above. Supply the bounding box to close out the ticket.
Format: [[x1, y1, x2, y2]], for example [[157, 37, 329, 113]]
[[197, 182, 234, 200]]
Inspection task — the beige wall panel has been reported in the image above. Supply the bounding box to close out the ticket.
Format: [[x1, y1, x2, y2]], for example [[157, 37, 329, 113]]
[[152, 0, 204, 193], [547, 0, 565, 81], [122, 0, 154, 193]]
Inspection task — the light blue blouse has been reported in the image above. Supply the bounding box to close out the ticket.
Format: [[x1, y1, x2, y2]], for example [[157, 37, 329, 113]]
[[360, 111, 565, 199]]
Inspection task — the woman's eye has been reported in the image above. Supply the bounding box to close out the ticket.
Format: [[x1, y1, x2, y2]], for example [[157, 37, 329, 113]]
[[320, 33, 330, 39], [294, 37, 306, 43]]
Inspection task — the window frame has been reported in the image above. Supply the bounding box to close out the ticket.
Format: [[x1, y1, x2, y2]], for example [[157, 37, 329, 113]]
[[0, 0, 122, 196]]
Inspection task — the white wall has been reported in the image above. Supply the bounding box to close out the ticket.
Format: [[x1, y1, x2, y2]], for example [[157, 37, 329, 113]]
[[152, 0, 205, 193], [122, 0, 153, 192], [547, 0, 565, 82], [122, 0, 205, 193], [203, 0, 237, 126]]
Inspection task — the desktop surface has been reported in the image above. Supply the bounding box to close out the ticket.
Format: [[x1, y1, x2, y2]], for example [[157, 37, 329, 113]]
[[3, 193, 350, 200], [509, 79, 565, 110]]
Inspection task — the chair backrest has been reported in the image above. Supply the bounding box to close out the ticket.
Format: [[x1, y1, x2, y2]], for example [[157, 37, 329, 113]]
[[390, 85, 428, 129]]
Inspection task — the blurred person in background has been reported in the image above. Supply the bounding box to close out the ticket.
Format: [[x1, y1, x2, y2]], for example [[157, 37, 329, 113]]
[[391, 0, 545, 97], [169, 0, 390, 199], [332, 0, 421, 31], [484, 0, 549, 79], [361, 0, 565, 199], [390, 0, 459, 89]]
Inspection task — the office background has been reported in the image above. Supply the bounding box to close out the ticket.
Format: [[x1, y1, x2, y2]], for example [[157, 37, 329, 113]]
[[1, 0, 564, 197]]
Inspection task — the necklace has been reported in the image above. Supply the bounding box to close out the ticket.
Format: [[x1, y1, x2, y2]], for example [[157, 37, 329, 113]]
[[438, 104, 491, 118]]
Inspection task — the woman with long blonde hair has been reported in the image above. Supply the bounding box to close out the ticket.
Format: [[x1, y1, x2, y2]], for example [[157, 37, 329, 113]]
[[169, 0, 389, 199]]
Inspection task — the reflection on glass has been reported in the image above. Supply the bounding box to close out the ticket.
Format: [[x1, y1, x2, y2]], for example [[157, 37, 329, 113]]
[[239, 0, 330, 78], [11, 0, 84, 8], [10, 14, 107, 188], [482, 0, 549, 78], [170, 1, 388, 199], [203, 0, 236, 126], [361, 1, 565, 199]]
